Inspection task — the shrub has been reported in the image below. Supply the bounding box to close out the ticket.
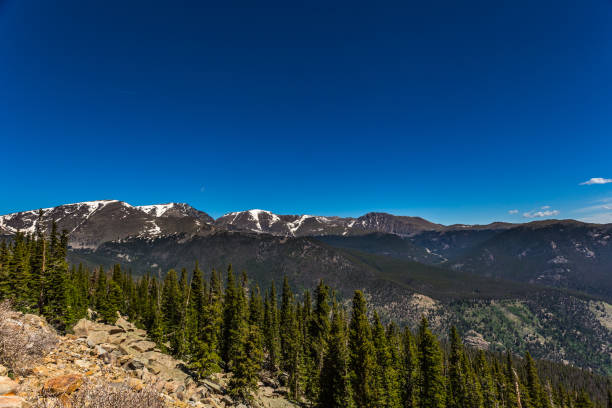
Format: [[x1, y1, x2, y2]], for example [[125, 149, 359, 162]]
[[31, 379, 167, 408], [0, 300, 58, 375]]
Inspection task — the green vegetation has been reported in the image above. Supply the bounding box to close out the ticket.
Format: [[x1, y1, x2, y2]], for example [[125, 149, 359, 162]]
[[1, 227, 610, 406]]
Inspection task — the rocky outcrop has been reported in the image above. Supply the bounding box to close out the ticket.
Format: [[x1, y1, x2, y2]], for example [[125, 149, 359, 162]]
[[0, 303, 297, 408]]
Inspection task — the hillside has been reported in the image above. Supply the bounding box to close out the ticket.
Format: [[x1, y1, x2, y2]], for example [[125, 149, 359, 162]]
[[2, 200, 612, 374], [0, 304, 297, 408]]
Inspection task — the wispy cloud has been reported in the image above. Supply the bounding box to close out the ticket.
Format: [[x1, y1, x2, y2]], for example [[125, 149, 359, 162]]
[[508, 209, 519, 214], [575, 203, 612, 213], [523, 209, 560, 218], [541, 205, 550, 209], [580, 213, 612, 224], [579, 177, 612, 185]]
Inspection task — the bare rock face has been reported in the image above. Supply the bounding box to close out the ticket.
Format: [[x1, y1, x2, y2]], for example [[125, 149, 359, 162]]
[[42, 374, 84, 396], [0, 377, 18, 395], [463, 330, 490, 350], [0, 396, 28, 408], [2, 307, 299, 408]]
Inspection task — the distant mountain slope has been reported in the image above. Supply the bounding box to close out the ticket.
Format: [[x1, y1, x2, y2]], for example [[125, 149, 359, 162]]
[[0, 200, 215, 249], [67, 231, 611, 374], [448, 220, 612, 301], [215, 210, 444, 236]]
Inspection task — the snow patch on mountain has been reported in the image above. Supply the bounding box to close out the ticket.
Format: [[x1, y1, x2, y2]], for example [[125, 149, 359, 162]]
[[136, 203, 177, 217]]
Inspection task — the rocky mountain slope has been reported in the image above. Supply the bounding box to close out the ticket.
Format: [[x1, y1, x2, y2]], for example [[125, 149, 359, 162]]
[[2, 200, 612, 373], [0, 201, 215, 249], [216, 210, 445, 237], [0, 305, 296, 408]]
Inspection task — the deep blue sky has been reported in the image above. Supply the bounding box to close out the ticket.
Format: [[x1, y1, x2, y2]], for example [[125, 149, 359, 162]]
[[1, 0, 611, 224]]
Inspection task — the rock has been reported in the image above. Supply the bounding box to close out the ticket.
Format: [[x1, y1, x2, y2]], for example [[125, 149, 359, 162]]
[[202, 379, 224, 395], [0, 376, 19, 395], [133, 329, 147, 337], [0, 396, 28, 408], [201, 397, 222, 408], [42, 374, 84, 396], [86, 331, 108, 347], [130, 340, 156, 353], [72, 319, 93, 337], [125, 359, 145, 371], [115, 317, 133, 332], [74, 359, 90, 369], [118, 344, 138, 356], [189, 387, 208, 402], [93, 345, 106, 356], [262, 377, 279, 389], [126, 378, 144, 391], [107, 333, 127, 345], [0, 367, 6, 377], [31, 366, 49, 377], [463, 330, 490, 350]]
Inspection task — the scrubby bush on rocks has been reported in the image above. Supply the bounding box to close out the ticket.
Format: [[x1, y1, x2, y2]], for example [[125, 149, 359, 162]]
[[0, 301, 58, 375]]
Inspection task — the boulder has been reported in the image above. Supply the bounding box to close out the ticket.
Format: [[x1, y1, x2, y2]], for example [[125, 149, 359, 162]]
[[86, 331, 108, 347], [72, 319, 93, 337], [0, 396, 27, 408], [202, 379, 224, 395], [107, 333, 127, 345], [0, 377, 18, 395], [125, 359, 145, 371], [0, 367, 6, 377], [115, 317, 133, 332], [200, 397, 222, 408], [42, 374, 83, 396], [126, 378, 144, 392], [130, 340, 156, 353], [74, 359, 90, 369]]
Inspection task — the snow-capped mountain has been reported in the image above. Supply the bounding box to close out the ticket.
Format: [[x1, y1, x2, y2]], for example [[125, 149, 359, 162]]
[[215, 210, 444, 237], [0, 200, 214, 249]]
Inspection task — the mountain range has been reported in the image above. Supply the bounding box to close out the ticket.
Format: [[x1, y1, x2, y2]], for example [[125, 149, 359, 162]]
[[1, 200, 611, 374]]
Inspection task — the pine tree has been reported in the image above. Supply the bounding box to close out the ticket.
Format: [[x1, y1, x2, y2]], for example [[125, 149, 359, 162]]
[[415, 316, 445, 408], [448, 326, 468, 408], [305, 280, 330, 402], [280, 276, 294, 370], [94, 267, 114, 324], [286, 297, 304, 401], [400, 327, 417, 408], [0, 240, 10, 299], [371, 311, 401, 408], [263, 282, 280, 371], [504, 352, 520, 408], [161, 269, 182, 352], [228, 324, 263, 402], [474, 351, 497, 408], [204, 268, 223, 363], [525, 352, 551, 408], [575, 391, 594, 408], [348, 290, 375, 408], [222, 265, 247, 368], [318, 302, 353, 408]]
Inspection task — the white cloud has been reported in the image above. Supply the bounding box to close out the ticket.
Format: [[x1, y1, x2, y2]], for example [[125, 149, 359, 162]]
[[541, 205, 550, 209], [579, 178, 612, 185], [523, 209, 560, 218], [508, 209, 519, 214], [580, 213, 612, 224], [575, 204, 612, 213]]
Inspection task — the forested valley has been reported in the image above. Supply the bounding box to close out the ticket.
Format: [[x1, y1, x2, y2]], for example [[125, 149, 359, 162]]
[[0, 223, 610, 408]]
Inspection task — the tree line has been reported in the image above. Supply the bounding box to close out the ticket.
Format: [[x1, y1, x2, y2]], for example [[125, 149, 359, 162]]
[[0, 222, 610, 407]]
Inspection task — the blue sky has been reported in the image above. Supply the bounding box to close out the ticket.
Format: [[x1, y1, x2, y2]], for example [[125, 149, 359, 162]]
[[0, 0, 611, 224]]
